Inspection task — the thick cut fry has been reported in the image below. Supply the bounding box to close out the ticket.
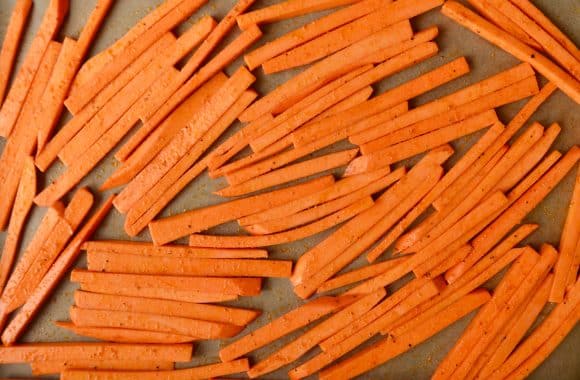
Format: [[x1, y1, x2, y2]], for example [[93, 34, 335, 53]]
[[510, 0, 580, 61], [244, 0, 391, 70], [148, 176, 333, 244], [318, 257, 408, 293], [237, 0, 360, 29], [366, 123, 504, 262], [551, 166, 580, 302], [78, 282, 238, 304], [219, 296, 355, 362], [0, 0, 67, 137], [61, 359, 249, 380], [349, 111, 497, 174], [57, 321, 196, 344], [35, 33, 175, 172], [263, 0, 440, 72], [489, 0, 580, 80], [350, 63, 535, 146], [0, 157, 35, 293], [73, 291, 259, 326], [247, 289, 385, 378], [491, 277, 580, 379], [317, 290, 491, 380], [30, 358, 173, 376], [441, 1, 580, 103], [87, 252, 292, 278], [0, 0, 33, 105], [293, 56, 469, 147], [82, 240, 268, 259], [188, 197, 374, 248], [216, 149, 358, 197], [1, 195, 113, 345], [71, 270, 261, 296], [240, 24, 420, 122], [65, 0, 207, 113], [70, 307, 242, 339], [247, 169, 404, 235]]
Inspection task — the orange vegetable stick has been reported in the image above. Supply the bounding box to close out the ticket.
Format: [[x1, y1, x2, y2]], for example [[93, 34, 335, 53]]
[[82, 240, 268, 259], [1, 194, 114, 345], [550, 165, 580, 302], [0, 204, 65, 314], [0, 157, 35, 293], [349, 63, 535, 146], [74, 291, 259, 326], [70, 306, 242, 339], [0, 342, 193, 363], [290, 278, 445, 378], [238, 168, 394, 226], [475, 274, 554, 379], [35, 0, 115, 151], [244, 0, 392, 70], [148, 175, 333, 243], [441, 1, 580, 103], [112, 67, 255, 213], [311, 87, 373, 123], [219, 296, 355, 362], [349, 111, 498, 174], [466, 0, 542, 50], [362, 76, 539, 152], [293, 55, 468, 148], [34, 33, 175, 172], [5, 189, 93, 312], [61, 359, 249, 380], [65, 0, 207, 113], [346, 191, 509, 295], [139, 20, 262, 141], [447, 245, 557, 380], [432, 248, 541, 379], [102, 77, 240, 191], [78, 282, 239, 304], [236, 0, 360, 30], [0, 0, 67, 137], [431, 81, 557, 211], [216, 149, 358, 197], [246, 168, 404, 234], [254, 40, 436, 153], [294, 165, 444, 299], [402, 122, 544, 255], [71, 269, 262, 296], [187, 197, 374, 248], [30, 358, 173, 376], [262, 0, 441, 72], [0, 41, 60, 230], [58, 17, 216, 167], [87, 252, 292, 278], [502, 304, 580, 380], [489, 0, 580, 80], [247, 289, 386, 378], [510, 0, 580, 61], [122, 91, 257, 236], [317, 257, 408, 293], [57, 321, 196, 344], [317, 290, 491, 380], [0, 0, 32, 105], [240, 25, 419, 122], [491, 277, 580, 379], [495, 123, 561, 192], [366, 123, 505, 262]]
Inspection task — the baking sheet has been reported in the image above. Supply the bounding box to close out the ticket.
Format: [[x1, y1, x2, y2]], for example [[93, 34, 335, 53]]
[[0, 0, 579, 378]]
